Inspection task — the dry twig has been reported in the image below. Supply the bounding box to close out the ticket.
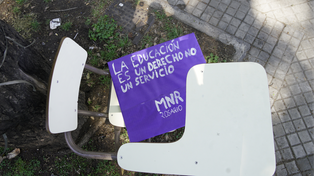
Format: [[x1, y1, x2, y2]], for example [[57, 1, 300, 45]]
[[50, 7, 77, 12]]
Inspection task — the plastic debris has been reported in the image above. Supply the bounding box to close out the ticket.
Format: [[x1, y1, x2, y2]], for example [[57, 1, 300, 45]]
[[0, 148, 20, 164], [6, 148, 20, 159], [74, 32, 79, 39], [50, 18, 61, 30], [89, 46, 100, 50], [119, 3, 123, 7]]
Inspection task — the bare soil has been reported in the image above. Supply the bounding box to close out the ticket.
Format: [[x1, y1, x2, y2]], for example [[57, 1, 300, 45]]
[[0, 0, 235, 175]]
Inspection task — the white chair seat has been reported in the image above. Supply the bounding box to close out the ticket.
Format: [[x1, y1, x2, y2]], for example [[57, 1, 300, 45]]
[[117, 63, 276, 176]]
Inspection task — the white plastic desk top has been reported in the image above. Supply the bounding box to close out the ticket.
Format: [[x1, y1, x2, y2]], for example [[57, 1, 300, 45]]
[[118, 63, 276, 176], [47, 37, 87, 134]]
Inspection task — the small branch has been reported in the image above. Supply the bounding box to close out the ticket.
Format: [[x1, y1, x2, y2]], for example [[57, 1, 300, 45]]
[[0, 80, 36, 91], [50, 7, 77, 12], [0, 26, 8, 69], [0, 25, 35, 68], [0, 44, 7, 68], [5, 36, 35, 49], [18, 68, 47, 94]]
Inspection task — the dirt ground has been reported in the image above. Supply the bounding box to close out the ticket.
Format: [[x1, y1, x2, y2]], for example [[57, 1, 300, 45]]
[[0, 0, 235, 175]]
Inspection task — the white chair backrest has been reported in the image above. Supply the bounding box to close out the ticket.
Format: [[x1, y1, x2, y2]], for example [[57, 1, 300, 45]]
[[117, 63, 275, 176], [47, 37, 126, 133], [47, 37, 87, 134]]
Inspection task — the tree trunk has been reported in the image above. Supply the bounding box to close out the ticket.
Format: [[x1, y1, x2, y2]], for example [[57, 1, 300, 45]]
[[0, 19, 87, 151]]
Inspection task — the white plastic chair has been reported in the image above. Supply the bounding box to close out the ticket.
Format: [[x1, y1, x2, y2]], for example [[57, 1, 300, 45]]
[[46, 38, 276, 175]]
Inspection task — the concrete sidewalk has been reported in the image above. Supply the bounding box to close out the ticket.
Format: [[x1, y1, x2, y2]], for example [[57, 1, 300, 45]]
[[146, 0, 314, 175]]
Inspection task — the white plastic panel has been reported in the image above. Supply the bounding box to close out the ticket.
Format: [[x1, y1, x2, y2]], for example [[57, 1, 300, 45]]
[[47, 37, 87, 134], [117, 63, 275, 176], [108, 83, 125, 127]]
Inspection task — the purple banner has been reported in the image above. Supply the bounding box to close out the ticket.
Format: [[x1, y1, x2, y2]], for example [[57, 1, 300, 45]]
[[108, 33, 205, 142]]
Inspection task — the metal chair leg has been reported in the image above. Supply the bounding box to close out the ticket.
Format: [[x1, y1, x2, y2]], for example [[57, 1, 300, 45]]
[[84, 64, 109, 76], [78, 109, 108, 118], [65, 131, 117, 160], [114, 126, 122, 151]]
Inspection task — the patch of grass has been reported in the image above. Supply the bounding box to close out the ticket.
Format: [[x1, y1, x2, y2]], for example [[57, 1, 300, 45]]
[[87, 50, 93, 56], [0, 146, 119, 176], [95, 160, 120, 175], [43, 0, 51, 3], [0, 146, 9, 156], [89, 15, 116, 42], [61, 22, 72, 31], [153, 10, 183, 42], [45, 19, 50, 25], [105, 48, 118, 61], [90, 55, 100, 66], [82, 139, 97, 151], [31, 20, 40, 32], [12, 13, 36, 38], [166, 26, 182, 40], [160, 38, 166, 43], [91, 0, 107, 18], [51, 151, 120, 175], [54, 156, 73, 175], [12, 6, 20, 14], [0, 156, 41, 176], [135, 0, 140, 5], [160, 12, 182, 40], [55, 154, 91, 175], [15, 0, 25, 4], [87, 50, 107, 67], [88, 15, 130, 62], [118, 36, 130, 48], [93, 105, 101, 111], [141, 35, 153, 49], [155, 10, 168, 20], [0, 148, 10, 172], [99, 75, 111, 87], [100, 50, 106, 59], [85, 18, 91, 26], [206, 53, 219, 63]]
